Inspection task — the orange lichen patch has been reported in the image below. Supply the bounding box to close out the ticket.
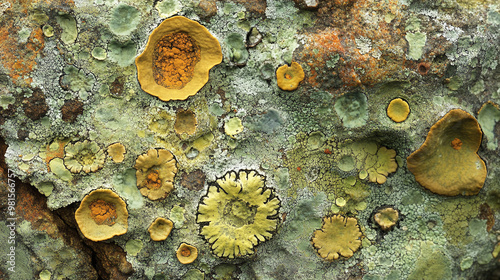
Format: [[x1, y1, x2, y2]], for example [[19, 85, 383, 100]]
[[136, 16, 222, 101], [407, 109, 487, 196], [107, 143, 126, 163], [299, 0, 411, 94], [174, 109, 197, 135], [148, 217, 174, 241], [312, 215, 362, 261], [75, 189, 128, 241], [0, 23, 44, 85], [176, 243, 198, 264], [153, 32, 201, 89], [387, 98, 410, 123], [134, 149, 178, 200], [89, 199, 117, 226], [276, 62, 305, 91], [146, 170, 162, 190], [451, 138, 463, 150]]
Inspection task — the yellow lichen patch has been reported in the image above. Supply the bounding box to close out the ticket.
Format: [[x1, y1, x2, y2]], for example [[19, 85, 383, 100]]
[[107, 143, 126, 163], [365, 146, 398, 184], [134, 149, 178, 200], [387, 98, 410, 122], [276, 62, 305, 91], [64, 140, 106, 173], [407, 109, 487, 196], [75, 189, 128, 241], [148, 217, 174, 241], [136, 16, 222, 101], [176, 243, 198, 264], [312, 215, 362, 261], [174, 109, 197, 135], [196, 170, 281, 258], [373, 207, 399, 231]]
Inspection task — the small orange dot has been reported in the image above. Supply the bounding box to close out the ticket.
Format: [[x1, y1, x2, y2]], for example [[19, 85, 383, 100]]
[[297, 167, 301, 171], [285, 73, 292, 79], [451, 138, 462, 150], [324, 149, 331, 154], [180, 247, 191, 257]]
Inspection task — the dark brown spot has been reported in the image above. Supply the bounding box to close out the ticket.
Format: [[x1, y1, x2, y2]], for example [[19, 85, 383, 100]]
[[61, 99, 84, 123], [23, 88, 48, 121], [180, 169, 205, 191]]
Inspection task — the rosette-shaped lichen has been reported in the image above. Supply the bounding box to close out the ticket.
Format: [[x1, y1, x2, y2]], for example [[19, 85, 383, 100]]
[[312, 215, 363, 261], [196, 170, 281, 258], [75, 189, 128, 241], [134, 148, 178, 200], [64, 140, 106, 173]]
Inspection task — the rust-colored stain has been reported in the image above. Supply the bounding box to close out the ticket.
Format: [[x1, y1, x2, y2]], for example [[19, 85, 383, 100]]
[[44, 139, 70, 170]]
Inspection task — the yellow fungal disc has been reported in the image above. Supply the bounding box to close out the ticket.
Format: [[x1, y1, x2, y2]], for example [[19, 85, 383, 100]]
[[136, 16, 222, 101], [276, 62, 305, 91], [75, 189, 128, 241], [174, 109, 197, 135], [134, 149, 178, 200], [107, 142, 126, 163], [407, 109, 487, 196], [176, 243, 198, 264], [148, 217, 174, 241], [312, 215, 363, 261], [387, 98, 410, 122], [373, 207, 399, 231]]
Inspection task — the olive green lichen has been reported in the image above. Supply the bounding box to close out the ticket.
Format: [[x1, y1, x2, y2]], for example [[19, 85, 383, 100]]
[[197, 170, 280, 258]]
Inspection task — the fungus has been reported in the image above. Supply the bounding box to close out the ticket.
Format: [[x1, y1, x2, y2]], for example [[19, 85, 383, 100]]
[[196, 170, 281, 258], [176, 243, 198, 264], [148, 217, 174, 241], [174, 109, 197, 135], [107, 143, 126, 163], [387, 98, 410, 123], [311, 215, 362, 260], [136, 16, 222, 101], [64, 140, 106, 173], [134, 148, 178, 200], [373, 207, 399, 231], [407, 109, 487, 196], [276, 62, 305, 91], [75, 189, 128, 241]]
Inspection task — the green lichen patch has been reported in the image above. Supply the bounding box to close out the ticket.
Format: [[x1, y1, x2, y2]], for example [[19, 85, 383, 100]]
[[108, 40, 137, 67], [334, 91, 368, 128], [407, 242, 452, 280], [477, 102, 500, 150], [225, 33, 249, 66], [109, 4, 141, 36], [405, 32, 427, 60], [56, 14, 77, 45]]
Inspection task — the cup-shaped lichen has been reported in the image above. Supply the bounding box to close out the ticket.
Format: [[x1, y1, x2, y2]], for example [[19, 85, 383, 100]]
[[407, 109, 487, 196], [75, 189, 128, 241], [64, 140, 106, 173], [136, 16, 222, 101], [311, 215, 363, 261], [373, 207, 399, 231], [134, 149, 178, 200], [176, 243, 198, 264], [196, 170, 281, 258], [148, 217, 174, 241], [276, 62, 305, 91]]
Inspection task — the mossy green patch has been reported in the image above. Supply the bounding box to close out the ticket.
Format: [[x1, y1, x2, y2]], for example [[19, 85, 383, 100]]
[[405, 32, 426, 60], [125, 239, 143, 257], [225, 33, 249, 65], [431, 197, 481, 246], [407, 242, 451, 280], [49, 158, 73, 182], [108, 40, 137, 67], [334, 91, 368, 128], [156, 0, 182, 18], [109, 4, 141, 36], [478, 102, 500, 150], [56, 14, 77, 45]]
